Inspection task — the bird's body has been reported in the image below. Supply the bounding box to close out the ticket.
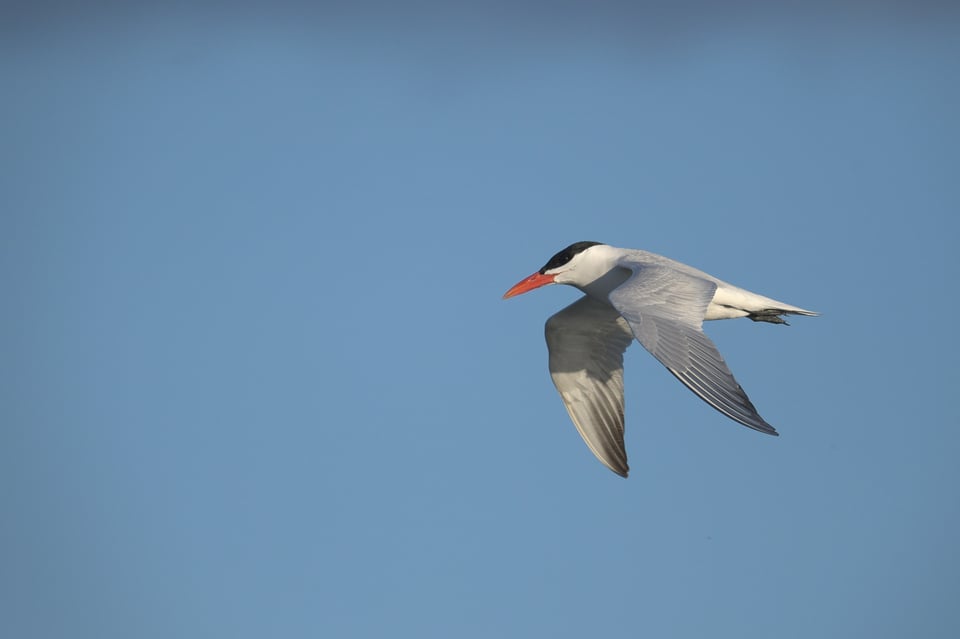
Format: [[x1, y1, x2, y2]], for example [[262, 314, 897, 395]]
[[503, 242, 817, 477]]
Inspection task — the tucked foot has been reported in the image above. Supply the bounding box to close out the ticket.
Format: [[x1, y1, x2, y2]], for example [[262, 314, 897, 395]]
[[747, 310, 790, 325]]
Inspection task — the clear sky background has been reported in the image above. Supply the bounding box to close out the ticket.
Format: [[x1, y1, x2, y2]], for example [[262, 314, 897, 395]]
[[3, 2, 958, 638]]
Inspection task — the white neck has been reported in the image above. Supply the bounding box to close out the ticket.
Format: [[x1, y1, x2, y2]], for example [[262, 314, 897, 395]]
[[555, 245, 631, 299]]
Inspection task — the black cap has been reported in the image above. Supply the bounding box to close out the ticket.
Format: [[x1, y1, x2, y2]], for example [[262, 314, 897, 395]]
[[539, 242, 603, 274]]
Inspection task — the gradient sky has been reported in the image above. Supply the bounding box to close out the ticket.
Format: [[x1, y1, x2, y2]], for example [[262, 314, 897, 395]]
[[3, 3, 959, 638]]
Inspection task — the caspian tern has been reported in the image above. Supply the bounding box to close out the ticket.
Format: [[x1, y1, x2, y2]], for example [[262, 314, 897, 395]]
[[503, 241, 817, 477]]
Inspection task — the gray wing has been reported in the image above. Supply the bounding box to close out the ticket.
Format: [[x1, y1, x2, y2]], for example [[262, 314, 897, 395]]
[[608, 261, 777, 435], [545, 296, 636, 477]]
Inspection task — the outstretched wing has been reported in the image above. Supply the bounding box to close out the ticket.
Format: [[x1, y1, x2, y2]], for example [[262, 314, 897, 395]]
[[608, 260, 777, 435], [545, 296, 636, 477]]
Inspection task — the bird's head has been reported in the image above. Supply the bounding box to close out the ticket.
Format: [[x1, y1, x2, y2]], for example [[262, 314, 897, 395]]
[[503, 241, 608, 298]]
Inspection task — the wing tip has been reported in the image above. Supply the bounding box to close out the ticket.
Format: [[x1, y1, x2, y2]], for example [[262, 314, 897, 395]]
[[598, 458, 629, 478], [595, 454, 629, 477], [750, 420, 779, 436]]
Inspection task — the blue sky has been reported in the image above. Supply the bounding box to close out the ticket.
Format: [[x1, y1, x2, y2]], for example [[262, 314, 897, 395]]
[[3, 3, 958, 638]]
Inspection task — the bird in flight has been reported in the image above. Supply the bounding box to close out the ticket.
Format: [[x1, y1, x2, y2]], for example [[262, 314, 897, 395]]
[[503, 241, 817, 477]]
